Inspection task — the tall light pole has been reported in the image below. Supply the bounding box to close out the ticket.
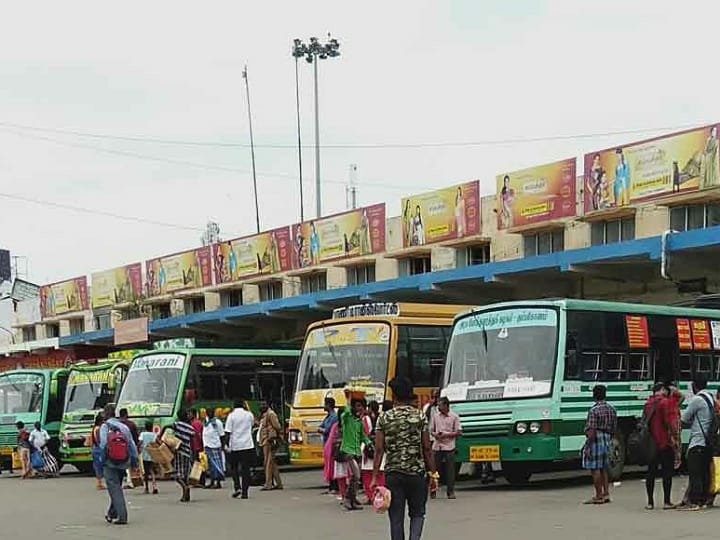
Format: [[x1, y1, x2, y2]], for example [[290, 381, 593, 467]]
[[242, 65, 261, 233], [292, 40, 305, 223], [292, 34, 340, 218]]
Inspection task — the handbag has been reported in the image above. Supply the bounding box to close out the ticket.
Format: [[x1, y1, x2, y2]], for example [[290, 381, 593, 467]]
[[189, 461, 203, 486], [162, 432, 182, 452], [30, 450, 44, 469], [627, 400, 658, 465]]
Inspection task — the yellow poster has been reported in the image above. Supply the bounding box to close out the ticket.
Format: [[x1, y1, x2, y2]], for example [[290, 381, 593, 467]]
[[401, 181, 480, 247], [292, 204, 386, 269], [40, 277, 88, 318], [584, 123, 720, 212], [91, 263, 142, 309], [145, 247, 212, 297], [496, 159, 576, 230], [213, 227, 292, 284]]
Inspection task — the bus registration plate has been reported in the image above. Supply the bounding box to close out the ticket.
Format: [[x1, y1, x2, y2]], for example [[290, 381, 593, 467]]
[[0, 447, 12, 456], [469, 445, 499, 462]]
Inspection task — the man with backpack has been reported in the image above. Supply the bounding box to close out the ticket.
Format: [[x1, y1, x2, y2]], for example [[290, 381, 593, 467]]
[[99, 405, 139, 525], [681, 374, 717, 511], [643, 383, 676, 510]]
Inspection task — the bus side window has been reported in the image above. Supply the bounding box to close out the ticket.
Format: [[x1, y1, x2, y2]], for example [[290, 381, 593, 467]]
[[396, 326, 450, 389], [564, 335, 580, 379], [629, 353, 652, 381], [678, 354, 692, 381], [694, 354, 714, 381]]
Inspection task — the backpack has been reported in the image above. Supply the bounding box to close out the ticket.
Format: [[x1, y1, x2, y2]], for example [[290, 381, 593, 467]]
[[627, 399, 659, 465], [106, 424, 130, 463], [697, 392, 720, 455]]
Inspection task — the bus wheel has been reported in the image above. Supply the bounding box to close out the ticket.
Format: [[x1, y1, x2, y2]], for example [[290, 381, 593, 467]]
[[607, 433, 626, 482], [502, 462, 531, 486]]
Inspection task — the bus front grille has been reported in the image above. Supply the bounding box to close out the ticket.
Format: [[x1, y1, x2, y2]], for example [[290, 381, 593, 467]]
[[458, 410, 513, 437]]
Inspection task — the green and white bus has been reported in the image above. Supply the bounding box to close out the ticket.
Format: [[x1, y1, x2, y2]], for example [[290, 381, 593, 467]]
[[0, 368, 69, 471], [59, 359, 131, 472], [116, 348, 299, 465], [442, 299, 720, 484]]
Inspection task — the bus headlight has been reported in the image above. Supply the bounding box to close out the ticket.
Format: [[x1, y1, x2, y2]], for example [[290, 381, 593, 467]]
[[515, 422, 528, 435], [529, 422, 541, 434], [288, 430, 303, 444]]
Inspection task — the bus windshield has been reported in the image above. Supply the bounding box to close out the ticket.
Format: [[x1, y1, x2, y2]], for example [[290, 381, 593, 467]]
[[0, 373, 44, 419], [64, 369, 114, 415], [297, 323, 390, 392], [444, 307, 558, 401], [117, 353, 185, 417]]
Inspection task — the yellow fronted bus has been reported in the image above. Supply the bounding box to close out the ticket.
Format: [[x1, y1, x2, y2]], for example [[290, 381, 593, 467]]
[[289, 302, 470, 465]]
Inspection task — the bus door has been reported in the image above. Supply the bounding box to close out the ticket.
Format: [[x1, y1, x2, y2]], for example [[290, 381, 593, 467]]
[[46, 372, 69, 425], [652, 336, 678, 384], [257, 370, 287, 420], [257, 369, 292, 463]]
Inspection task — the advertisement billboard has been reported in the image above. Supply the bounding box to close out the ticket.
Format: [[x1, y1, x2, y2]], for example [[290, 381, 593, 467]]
[[40, 276, 89, 318], [496, 158, 576, 230], [292, 204, 386, 269], [213, 226, 292, 284], [583, 123, 720, 213], [401, 181, 480, 247], [145, 247, 212, 297], [91, 263, 142, 309]]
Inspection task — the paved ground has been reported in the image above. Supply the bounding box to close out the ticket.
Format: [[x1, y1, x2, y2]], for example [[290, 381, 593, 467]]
[[1, 467, 719, 539]]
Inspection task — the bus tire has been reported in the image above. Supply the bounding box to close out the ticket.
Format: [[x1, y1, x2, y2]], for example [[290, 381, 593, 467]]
[[502, 462, 531, 486], [607, 432, 626, 482]]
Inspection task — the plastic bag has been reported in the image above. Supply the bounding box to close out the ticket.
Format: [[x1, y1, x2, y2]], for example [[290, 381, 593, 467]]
[[189, 461, 203, 486], [373, 486, 391, 513], [198, 451, 208, 472], [30, 450, 44, 470], [710, 456, 720, 495]]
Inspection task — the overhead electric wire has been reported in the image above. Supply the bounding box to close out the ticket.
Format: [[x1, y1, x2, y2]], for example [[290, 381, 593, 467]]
[[0, 191, 209, 232], [0, 127, 414, 190], [1, 119, 710, 231], [0, 120, 707, 149]]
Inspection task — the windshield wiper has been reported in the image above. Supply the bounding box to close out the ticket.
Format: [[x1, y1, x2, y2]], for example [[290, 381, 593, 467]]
[[83, 372, 95, 395], [320, 323, 342, 389], [469, 310, 488, 353]]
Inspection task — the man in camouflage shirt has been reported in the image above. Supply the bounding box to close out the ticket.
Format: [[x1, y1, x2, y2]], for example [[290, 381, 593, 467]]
[[372, 377, 438, 540]]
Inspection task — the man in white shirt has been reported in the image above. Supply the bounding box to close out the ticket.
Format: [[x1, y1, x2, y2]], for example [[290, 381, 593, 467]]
[[29, 422, 50, 451], [224, 400, 256, 499]]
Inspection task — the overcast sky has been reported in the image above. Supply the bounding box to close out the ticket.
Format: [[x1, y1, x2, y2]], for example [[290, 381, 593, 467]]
[[1, 0, 718, 284]]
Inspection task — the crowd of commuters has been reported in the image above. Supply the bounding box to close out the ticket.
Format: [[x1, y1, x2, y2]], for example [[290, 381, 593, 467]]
[[7, 372, 720, 537], [582, 375, 720, 512]]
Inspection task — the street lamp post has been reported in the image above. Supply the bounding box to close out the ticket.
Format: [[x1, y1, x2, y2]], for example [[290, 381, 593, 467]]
[[242, 65, 261, 233], [292, 35, 340, 218], [292, 41, 305, 223]]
